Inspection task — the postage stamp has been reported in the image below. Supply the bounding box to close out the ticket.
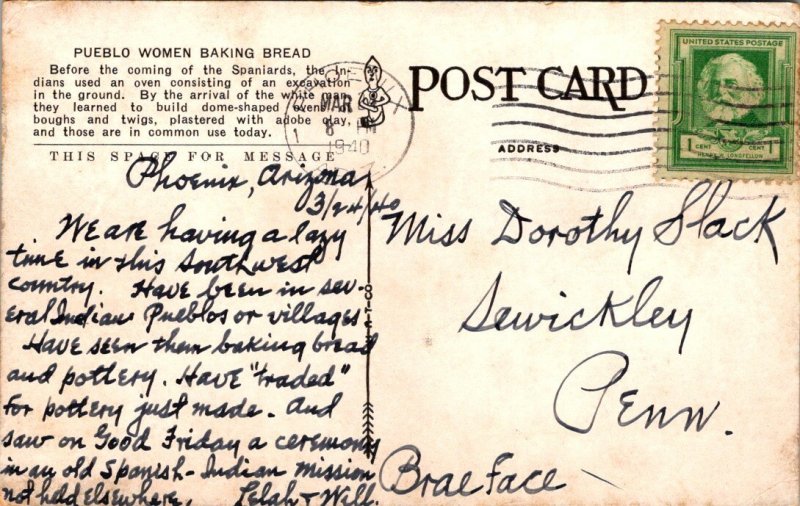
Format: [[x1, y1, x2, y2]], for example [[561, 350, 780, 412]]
[[656, 22, 799, 181]]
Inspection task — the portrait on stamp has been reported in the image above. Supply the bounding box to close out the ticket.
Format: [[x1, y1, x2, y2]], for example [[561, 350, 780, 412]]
[[695, 52, 767, 127]]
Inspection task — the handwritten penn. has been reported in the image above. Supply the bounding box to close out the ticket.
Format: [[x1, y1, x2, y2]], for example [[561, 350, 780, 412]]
[[408, 65, 648, 111]]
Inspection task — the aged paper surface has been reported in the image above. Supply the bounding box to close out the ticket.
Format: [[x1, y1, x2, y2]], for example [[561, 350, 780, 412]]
[[1, 2, 798, 505]]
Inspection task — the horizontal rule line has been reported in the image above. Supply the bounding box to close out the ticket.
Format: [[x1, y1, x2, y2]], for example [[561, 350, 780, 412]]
[[33, 143, 331, 147]]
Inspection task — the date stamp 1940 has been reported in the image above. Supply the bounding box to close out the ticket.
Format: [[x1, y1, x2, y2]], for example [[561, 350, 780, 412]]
[[656, 22, 798, 181]]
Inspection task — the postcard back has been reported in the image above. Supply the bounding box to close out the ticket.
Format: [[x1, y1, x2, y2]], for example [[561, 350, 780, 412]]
[[1, 2, 798, 505]]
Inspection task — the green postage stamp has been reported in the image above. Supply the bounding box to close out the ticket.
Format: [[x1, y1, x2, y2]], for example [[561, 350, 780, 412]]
[[656, 22, 799, 181]]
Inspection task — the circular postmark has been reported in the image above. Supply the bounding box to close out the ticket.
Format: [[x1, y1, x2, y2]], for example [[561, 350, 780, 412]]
[[283, 60, 414, 181]]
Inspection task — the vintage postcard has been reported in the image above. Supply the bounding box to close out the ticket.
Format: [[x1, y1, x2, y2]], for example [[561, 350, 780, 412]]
[[1, 2, 798, 505]]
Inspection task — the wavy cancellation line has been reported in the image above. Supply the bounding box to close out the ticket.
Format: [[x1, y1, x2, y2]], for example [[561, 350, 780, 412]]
[[493, 102, 664, 120], [523, 67, 661, 82], [490, 175, 787, 201], [490, 157, 650, 174], [492, 121, 667, 138]]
